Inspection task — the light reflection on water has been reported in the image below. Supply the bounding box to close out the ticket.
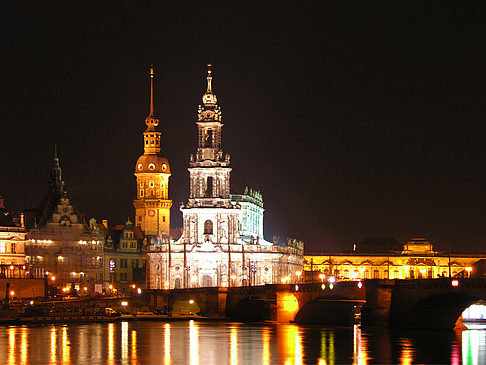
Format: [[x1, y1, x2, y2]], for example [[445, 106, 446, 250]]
[[0, 322, 485, 364]]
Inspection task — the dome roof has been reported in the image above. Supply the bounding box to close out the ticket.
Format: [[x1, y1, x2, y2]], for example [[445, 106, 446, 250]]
[[135, 155, 171, 174]]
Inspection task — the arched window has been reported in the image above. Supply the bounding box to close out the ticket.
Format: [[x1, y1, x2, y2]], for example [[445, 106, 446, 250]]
[[204, 220, 213, 235], [174, 278, 181, 289], [373, 269, 380, 279]]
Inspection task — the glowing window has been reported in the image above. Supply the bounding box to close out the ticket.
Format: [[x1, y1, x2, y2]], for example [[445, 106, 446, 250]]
[[138, 164, 143, 170], [149, 181, 154, 188], [149, 163, 155, 170], [140, 189, 144, 197], [204, 220, 213, 235], [162, 163, 167, 171]]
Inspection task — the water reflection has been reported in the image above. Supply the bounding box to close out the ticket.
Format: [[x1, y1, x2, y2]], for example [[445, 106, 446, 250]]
[[50, 326, 57, 364], [8, 327, 15, 365], [0, 321, 485, 364], [230, 326, 237, 365], [131, 329, 137, 363], [189, 320, 199, 365], [262, 327, 270, 365], [107, 323, 114, 365], [164, 323, 170, 365]]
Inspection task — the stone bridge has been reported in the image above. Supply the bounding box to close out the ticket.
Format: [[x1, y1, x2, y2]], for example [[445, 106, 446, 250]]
[[147, 278, 486, 329], [362, 278, 486, 329]]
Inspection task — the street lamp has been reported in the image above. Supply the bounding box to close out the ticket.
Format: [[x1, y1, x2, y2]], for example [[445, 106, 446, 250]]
[[319, 273, 325, 283], [230, 275, 236, 286]]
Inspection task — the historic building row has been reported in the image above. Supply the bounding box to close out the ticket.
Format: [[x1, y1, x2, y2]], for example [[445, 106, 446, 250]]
[[304, 238, 486, 282]]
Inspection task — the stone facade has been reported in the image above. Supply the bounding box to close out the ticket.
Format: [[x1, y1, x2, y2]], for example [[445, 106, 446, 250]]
[[146, 65, 304, 289]]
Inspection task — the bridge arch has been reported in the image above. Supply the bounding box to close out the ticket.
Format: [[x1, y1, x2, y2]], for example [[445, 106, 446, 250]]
[[390, 292, 483, 329], [293, 295, 362, 325]]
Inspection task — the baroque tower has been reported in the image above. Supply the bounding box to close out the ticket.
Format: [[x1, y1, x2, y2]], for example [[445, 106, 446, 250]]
[[180, 64, 240, 247], [133, 67, 172, 236]]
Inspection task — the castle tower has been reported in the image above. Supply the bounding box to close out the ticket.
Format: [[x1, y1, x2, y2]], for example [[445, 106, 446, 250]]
[[133, 67, 172, 236]]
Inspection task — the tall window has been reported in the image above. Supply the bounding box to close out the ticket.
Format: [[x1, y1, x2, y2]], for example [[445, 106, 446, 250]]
[[11, 243, 16, 254], [206, 177, 213, 197], [205, 129, 213, 147], [204, 220, 213, 235]]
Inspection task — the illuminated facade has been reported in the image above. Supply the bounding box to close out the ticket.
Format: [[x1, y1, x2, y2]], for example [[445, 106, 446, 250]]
[[25, 149, 103, 289], [231, 188, 264, 244], [103, 219, 146, 294], [146, 65, 303, 289], [304, 238, 486, 281], [133, 67, 172, 237], [0, 197, 27, 275]]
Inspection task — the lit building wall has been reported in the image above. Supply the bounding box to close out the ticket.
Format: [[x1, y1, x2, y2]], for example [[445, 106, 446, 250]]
[[304, 239, 483, 281]]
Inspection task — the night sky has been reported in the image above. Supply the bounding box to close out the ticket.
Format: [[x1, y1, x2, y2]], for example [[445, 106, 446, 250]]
[[2, 2, 485, 252]]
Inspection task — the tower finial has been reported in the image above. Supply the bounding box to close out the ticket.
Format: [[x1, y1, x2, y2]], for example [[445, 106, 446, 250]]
[[206, 63, 212, 93], [145, 65, 159, 131], [202, 63, 217, 105], [54, 144, 58, 160], [149, 65, 155, 117]]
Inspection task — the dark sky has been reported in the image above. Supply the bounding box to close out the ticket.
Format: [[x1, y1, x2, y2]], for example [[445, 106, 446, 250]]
[[2, 2, 486, 252]]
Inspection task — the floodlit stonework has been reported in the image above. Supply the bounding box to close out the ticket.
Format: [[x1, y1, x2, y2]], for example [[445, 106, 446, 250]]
[[146, 65, 303, 289]]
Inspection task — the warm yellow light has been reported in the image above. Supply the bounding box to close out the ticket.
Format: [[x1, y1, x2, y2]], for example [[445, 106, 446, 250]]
[[466, 267, 472, 272], [51, 276, 56, 281], [83, 287, 87, 291], [231, 275, 236, 280], [9, 266, 14, 270], [189, 299, 194, 304], [403, 266, 410, 271], [295, 271, 302, 277], [281, 293, 299, 312], [451, 280, 459, 287], [10, 291, 14, 296], [109, 284, 113, 289], [420, 269, 426, 274], [121, 301, 128, 306], [319, 273, 325, 279]]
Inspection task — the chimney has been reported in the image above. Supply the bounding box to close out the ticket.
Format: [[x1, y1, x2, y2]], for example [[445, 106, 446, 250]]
[[0, 196, 4, 209], [102, 219, 108, 229], [20, 213, 25, 228]]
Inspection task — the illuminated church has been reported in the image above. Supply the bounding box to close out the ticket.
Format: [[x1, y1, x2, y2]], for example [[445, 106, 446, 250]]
[[146, 66, 303, 289]]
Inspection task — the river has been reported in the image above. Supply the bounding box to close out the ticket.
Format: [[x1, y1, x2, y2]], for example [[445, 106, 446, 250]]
[[0, 321, 485, 364]]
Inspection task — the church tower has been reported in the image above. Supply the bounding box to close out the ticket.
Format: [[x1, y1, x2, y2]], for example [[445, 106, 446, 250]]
[[133, 67, 172, 236], [181, 64, 240, 246]]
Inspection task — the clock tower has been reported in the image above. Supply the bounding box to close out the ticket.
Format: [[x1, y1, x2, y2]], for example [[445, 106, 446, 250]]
[[133, 67, 172, 236]]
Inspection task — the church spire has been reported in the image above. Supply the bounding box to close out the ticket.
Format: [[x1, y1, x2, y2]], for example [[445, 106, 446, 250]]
[[145, 65, 159, 132], [49, 144, 65, 194]]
